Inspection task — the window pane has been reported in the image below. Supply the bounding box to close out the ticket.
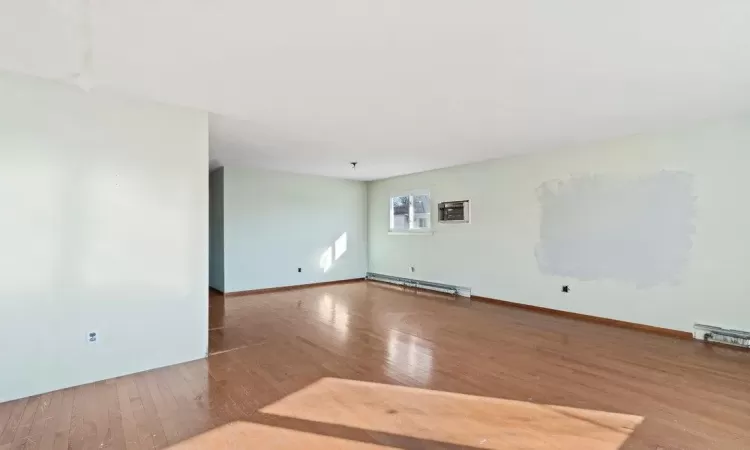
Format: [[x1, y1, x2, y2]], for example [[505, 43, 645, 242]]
[[390, 196, 410, 231], [411, 194, 431, 230]]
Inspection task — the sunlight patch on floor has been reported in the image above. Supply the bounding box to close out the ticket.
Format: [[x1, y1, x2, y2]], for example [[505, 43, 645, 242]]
[[168, 422, 396, 450], [260, 378, 643, 450]]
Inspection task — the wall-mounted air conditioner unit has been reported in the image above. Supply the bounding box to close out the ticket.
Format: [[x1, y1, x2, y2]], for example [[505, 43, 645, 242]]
[[438, 200, 470, 223]]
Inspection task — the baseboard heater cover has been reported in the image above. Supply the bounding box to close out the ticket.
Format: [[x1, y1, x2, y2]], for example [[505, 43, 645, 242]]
[[366, 272, 471, 297], [694, 323, 750, 349]]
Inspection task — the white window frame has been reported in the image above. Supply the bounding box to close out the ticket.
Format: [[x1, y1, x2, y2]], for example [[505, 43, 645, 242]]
[[389, 190, 433, 235]]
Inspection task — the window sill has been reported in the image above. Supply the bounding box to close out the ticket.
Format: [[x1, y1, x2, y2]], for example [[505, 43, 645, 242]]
[[388, 231, 434, 236]]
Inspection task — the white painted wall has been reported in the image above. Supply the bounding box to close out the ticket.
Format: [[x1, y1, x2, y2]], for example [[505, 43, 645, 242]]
[[223, 167, 367, 292], [368, 117, 750, 333], [0, 72, 209, 402]]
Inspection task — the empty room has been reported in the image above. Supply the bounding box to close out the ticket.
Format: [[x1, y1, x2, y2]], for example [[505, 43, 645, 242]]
[[1, 1, 749, 449]]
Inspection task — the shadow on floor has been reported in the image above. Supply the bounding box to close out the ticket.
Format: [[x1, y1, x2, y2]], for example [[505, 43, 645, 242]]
[[170, 377, 642, 450]]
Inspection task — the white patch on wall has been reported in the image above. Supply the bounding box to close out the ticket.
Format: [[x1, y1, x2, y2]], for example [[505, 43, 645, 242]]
[[535, 171, 696, 288]]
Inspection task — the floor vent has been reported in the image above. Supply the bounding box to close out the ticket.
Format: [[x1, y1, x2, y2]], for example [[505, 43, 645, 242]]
[[694, 324, 750, 349], [366, 272, 470, 297]]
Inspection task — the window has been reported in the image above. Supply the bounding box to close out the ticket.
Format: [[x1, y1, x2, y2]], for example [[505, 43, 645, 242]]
[[390, 191, 431, 232]]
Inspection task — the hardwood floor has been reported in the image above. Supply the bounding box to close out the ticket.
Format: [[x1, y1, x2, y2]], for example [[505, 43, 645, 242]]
[[2, 281, 749, 449]]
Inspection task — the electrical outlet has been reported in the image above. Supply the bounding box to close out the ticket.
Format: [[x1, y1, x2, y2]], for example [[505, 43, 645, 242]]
[[298, 268, 302, 273], [87, 331, 98, 343]]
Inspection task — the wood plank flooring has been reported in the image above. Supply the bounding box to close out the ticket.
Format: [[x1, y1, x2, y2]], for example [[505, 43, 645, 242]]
[[1, 281, 749, 449]]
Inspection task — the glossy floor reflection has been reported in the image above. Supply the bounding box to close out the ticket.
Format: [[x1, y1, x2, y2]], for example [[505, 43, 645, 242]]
[[386, 329, 433, 385], [2, 281, 750, 449], [261, 378, 643, 450]]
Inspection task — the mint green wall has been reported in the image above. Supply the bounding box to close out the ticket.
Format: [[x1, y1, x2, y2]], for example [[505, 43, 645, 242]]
[[368, 117, 750, 333], [0, 71, 208, 402], [223, 167, 367, 292]]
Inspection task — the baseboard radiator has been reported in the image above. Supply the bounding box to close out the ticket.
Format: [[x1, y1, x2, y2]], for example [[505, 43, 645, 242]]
[[366, 272, 470, 297], [694, 323, 750, 349]]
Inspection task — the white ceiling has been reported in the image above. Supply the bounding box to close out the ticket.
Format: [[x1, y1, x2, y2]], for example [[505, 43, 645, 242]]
[[2, 1, 750, 180]]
